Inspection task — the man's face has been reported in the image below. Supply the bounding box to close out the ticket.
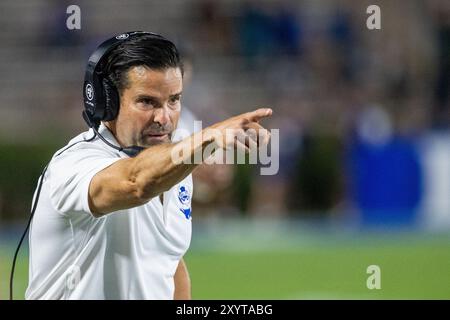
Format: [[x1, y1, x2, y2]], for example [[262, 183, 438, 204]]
[[108, 66, 183, 148]]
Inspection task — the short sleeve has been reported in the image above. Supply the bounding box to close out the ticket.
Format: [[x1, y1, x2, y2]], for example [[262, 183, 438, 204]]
[[48, 144, 120, 215]]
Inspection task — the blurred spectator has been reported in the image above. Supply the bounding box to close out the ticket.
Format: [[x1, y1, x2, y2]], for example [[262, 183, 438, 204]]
[[327, 8, 356, 81], [196, 0, 233, 54], [287, 132, 343, 215], [430, 1, 450, 128], [274, 4, 303, 56]]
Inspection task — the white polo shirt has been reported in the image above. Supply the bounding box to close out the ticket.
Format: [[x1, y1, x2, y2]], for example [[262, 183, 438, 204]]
[[25, 124, 193, 300]]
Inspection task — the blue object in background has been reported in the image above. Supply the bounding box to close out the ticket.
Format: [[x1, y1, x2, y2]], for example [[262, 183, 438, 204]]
[[348, 136, 423, 226]]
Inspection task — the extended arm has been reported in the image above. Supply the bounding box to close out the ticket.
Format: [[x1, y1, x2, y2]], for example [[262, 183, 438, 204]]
[[88, 108, 272, 217]]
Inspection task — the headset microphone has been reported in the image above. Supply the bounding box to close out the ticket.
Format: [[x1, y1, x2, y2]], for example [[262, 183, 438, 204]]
[[82, 110, 144, 158]]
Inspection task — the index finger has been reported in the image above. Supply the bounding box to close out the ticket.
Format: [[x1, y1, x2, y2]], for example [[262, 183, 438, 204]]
[[245, 108, 273, 123]]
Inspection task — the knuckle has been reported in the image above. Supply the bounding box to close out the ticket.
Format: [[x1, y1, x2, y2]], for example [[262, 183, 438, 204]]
[[240, 118, 250, 126]]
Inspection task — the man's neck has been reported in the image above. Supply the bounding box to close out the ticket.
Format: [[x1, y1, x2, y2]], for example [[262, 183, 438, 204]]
[[103, 121, 125, 148]]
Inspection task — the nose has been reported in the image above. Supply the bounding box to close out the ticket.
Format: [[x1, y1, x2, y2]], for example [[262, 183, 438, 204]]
[[153, 106, 170, 126]]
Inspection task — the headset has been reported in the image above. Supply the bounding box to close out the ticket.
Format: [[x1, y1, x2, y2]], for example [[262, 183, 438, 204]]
[[83, 30, 173, 157], [10, 31, 171, 299]]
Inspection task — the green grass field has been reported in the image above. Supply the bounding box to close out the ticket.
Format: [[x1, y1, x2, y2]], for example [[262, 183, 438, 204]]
[[2, 227, 450, 300]]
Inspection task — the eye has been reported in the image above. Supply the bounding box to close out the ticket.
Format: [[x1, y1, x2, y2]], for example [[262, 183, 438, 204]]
[[169, 96, 180, 104], [137, 98, 155, 108], [168, 95, 181, 108]]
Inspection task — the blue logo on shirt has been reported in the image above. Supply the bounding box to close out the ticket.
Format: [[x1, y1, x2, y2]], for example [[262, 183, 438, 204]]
[[180, 207, 191, 219], [178, 186, 191, 219]]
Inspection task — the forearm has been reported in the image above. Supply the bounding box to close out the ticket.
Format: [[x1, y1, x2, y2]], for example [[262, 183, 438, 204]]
[[89, 128, 215, 216], [129, 128, 214, 200], [174, 258, 191, 300]]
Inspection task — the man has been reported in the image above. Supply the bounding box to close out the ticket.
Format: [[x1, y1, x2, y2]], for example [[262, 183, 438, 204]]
[[26, 33, 271, 299]]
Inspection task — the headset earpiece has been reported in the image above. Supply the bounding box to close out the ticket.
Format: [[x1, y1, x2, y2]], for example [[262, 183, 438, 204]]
[[102, 77, 120, 121]]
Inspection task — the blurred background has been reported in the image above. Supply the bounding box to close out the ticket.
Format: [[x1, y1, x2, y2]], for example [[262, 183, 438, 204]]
[[0, 0, 449, 299]]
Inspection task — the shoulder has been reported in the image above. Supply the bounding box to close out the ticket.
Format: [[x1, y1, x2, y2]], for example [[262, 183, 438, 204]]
[[45, 130, 122, 214], [51, 130, 119, 164], [47, 130, 121, 183]]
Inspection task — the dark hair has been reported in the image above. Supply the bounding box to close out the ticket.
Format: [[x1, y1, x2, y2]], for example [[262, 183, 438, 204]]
[[103, 34, 183, 94]]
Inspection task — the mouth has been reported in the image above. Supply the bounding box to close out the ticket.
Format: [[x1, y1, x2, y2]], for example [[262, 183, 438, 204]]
[[145, 133, 170, 140]]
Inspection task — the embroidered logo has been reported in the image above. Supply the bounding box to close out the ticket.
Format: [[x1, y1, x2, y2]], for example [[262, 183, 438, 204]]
[[178, 185, 191, 219]]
